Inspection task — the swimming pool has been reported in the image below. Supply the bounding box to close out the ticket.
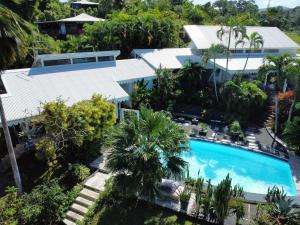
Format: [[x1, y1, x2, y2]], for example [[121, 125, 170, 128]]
[[181, 140, 297, 196]]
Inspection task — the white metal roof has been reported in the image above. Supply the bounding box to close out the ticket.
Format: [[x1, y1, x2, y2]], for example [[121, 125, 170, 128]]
[[71, 0, 99, 5], [59, 13, 104, 22], [184, 25, 300, 50], [212, 57, 265, 73], [0, 59, 155, 125], [133, 48, 201, 69]]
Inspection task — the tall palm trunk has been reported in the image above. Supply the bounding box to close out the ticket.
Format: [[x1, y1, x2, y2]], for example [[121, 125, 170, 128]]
[[0, 96, 22, 193], [225, 29, 232, 75], [242, 47, 251, 75], [287, 82, 299, 122], [213, 58, 219, 102]]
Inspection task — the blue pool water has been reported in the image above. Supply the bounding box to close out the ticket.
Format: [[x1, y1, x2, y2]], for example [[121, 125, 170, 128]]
[[181, 140, 297, 196]]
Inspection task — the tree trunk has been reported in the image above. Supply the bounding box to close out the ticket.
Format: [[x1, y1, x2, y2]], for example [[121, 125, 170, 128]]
[[0, 96, 22, 193], [287, 82, 299, 122], [225, 30, 232, 75], [213, 59, 219, 102], [242, 51, 251, 76]]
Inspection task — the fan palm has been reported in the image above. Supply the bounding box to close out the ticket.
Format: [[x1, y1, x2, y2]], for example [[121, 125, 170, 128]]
[[236, 32, 264, 75], [0, 0, 33, 193], [202, 43, 228, 102], [107, 108, 189, 199]]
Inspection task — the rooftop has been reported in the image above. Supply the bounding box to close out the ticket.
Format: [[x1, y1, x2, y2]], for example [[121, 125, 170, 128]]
[[58, 13, 104, 23], [184, 25, 300, 50], [0, 59, 155, 125], [71, 0, 99, 5], [133, 48, 201, 70]]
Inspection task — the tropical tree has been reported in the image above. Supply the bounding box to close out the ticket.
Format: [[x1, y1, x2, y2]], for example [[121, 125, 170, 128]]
[[283, 108, 300, 154], [34, 95, 116, 179], [216, 17, 246, 74], [259, 53, 294, 92], [106, 108, 189, 199], [286, 59, 300, 121], [0, 0, 33, 193], [202, 43, 228, 102], [236, 31, 264, 75], [131, 79, 151, 109]]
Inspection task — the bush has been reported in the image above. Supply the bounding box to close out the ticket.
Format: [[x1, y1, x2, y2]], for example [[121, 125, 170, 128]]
[[71, 163, 91, 183], [229, 120, 244, 140], [0, 181, 77, 225]]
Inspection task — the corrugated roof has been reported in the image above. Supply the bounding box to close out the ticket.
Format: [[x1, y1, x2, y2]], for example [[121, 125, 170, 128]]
[[133, 48, 201, 69], [212, 57, 264, 72], [71, 0, 99, 5], [59, 13, 104, 22], [0, 59, 155, 124], [184, 25, 300, 50]]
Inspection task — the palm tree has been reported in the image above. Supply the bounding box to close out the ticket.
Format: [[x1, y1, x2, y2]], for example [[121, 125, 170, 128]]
[[202, 44, 228, 102], [286, 59, 300, 122], [216, 17, 246, 74], [107, 108, 189, 199], [0, 0, 32, 193], [236, 32, 264, 75], [260, 53, 293, 92]]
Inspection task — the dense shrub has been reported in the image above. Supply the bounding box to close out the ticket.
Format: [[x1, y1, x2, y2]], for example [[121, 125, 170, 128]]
[[71, 163, 91, 183]]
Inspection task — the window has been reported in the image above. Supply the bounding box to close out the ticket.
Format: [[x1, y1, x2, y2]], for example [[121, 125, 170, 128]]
[[264, 49, 279, 53], [44, 59, 71, 67], [230, 50, 244, 54], [73, 57, 96, 64], [246, 49, 261, 53], [98, 56, 114, 62]]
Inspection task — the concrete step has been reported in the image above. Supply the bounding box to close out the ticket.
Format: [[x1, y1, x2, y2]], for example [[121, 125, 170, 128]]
[[70, 203, 88, 215], [79, 188, 99, 201], [75, 196, 94, 207], [66, 210, 84, 222], [63, 218, 77, 225], [84, 172, 109, 192]]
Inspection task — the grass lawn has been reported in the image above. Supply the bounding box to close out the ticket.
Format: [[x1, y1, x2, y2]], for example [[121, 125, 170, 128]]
[[286, 32, 300, 54], [88, 198, 208, 225]]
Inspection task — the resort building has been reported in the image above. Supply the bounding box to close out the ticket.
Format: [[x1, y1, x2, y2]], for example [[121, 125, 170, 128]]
[[70, 0, 99, 10], [0, 51, 155, 128], [134, 26, 300, 82], [37, 13, 104, 38]]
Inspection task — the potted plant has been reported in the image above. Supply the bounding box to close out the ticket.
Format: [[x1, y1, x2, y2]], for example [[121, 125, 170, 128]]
[[177, 186, 191, 212], [198, 122, 208, 136]]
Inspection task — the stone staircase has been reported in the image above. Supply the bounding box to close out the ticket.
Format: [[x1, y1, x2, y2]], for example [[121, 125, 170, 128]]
[[63, 171, 110, 225]]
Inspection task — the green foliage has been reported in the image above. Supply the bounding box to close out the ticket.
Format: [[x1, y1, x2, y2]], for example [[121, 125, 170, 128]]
[[107, 108, 189, 199], [33, 95, 116, 176], [283, 116, 300, 153], [71, 163, 91, 183], [81, 10, 183, 57], [286, 32, 300, 54], [221, 80, 267, 121], [0, 0, 33, 70], [253, 186, 300, 225], [212, 174, 232, 224], [177, 186, 191, 202], [43, 0, 71, 21], [0, 187, 21, 225], [131, 79, 151, 109], [229, 120, 243, 140], [149, 68, 182, 111], [0, 181, 79, 225]]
